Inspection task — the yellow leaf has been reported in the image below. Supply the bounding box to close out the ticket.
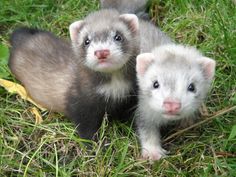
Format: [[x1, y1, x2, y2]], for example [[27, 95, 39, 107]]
[[30, 107, 43, 124], [0, 78, 46, 111]]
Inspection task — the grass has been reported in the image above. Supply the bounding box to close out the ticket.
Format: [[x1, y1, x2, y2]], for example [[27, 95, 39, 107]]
[[0, 0, 236, 176]]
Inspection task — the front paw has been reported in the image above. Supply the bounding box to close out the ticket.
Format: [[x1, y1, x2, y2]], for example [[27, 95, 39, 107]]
[[141, 146, 167, 161]]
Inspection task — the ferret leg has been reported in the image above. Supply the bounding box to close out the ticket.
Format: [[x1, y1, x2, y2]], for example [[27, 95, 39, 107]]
[[137, 120, 166, 160], [66, 100, 105, 140]]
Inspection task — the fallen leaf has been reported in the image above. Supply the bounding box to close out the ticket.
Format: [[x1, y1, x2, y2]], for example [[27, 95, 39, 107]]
[[30, 107, 43, 124], [0, 78, 46, 111]]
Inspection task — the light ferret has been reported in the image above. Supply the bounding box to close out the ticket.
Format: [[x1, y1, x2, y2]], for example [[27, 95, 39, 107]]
[[99, 0, 216, 161], [135, 44, 216, 160], [9, 9, 140, 140]]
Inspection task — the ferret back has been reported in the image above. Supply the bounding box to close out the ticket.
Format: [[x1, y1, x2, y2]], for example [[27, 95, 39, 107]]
[[8, 28, 76, 112], [10, 28, 45, 48]]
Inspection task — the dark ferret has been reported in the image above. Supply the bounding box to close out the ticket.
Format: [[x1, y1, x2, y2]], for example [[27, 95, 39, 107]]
[[9, 9, 140, 140], [100, 0, 149, 19]]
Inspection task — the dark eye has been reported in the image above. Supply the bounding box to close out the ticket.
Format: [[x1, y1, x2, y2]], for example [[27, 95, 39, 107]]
[[84, 38, 90, 46], [114, 34, 122, 42], [188, 83, 196, 92], [153, 81, 160, 89]]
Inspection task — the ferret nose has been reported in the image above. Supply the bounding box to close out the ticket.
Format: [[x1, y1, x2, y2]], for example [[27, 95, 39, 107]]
[[94, 49, 110, 60], [163, 98, 181, 114]]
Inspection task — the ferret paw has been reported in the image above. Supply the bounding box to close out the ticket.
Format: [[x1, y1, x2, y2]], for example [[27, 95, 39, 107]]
[[141, 146, 167, 161]]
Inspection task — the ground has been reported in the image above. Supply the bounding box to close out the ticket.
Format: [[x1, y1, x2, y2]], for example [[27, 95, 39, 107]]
[[0, 0, 236, 176]]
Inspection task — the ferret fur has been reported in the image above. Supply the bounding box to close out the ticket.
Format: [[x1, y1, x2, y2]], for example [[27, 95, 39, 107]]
[[100, 0, 150, 19], [9, 28, 75, 112]]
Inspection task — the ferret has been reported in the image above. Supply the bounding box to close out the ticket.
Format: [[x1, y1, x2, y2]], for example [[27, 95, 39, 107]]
[[101, 0, 216, 160], [100, 0, 150, 19], [67, 10, 172, 140], [9, 9, 140, 140], [135, 44, 216, 160]]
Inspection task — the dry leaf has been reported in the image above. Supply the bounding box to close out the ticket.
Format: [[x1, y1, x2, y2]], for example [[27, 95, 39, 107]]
[[30, 107, 43, 124], [0, 78, 46, 111]]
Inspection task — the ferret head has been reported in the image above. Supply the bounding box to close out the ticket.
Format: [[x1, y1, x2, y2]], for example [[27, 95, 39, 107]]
[[69, 9, 139, 73], [136, 44, 216, 120]]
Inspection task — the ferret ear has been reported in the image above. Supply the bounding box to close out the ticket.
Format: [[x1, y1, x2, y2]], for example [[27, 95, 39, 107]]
[[199, 57, 216, 80], [69, 20, 84, 43], [119, 14, 139, 34], [136, 53, 155, 76]]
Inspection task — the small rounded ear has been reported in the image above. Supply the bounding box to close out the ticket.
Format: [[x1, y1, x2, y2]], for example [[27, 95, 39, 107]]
[[69, 20, 84, 43], [199, 57, 216, 80], [119, 14, 139, 34], [136, 53, 155, 76]]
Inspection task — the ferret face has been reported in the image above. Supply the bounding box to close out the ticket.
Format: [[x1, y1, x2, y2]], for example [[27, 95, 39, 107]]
[[81, 27, 133, 73], [69, 10, 139, 73], [136, 45, 216, 120], [141, 62, 205, 119]]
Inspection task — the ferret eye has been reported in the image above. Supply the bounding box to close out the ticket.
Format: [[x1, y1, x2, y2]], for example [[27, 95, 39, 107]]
[[188, 83, 196, 92], [114, 34, 123, 42], [84, 38, 90, 46], [153, 81, 160, 89]]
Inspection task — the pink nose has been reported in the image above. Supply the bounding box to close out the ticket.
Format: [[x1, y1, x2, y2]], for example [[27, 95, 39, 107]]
[[163, 98, 181, 114], [94, 49, 110, 60]]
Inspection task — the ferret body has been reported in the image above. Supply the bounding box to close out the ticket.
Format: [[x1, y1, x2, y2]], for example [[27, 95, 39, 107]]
[[9, 9, 140, 140], [135, 44, 216, 160], [100, 0, 149, 19], [9, 28, 75, 112]]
